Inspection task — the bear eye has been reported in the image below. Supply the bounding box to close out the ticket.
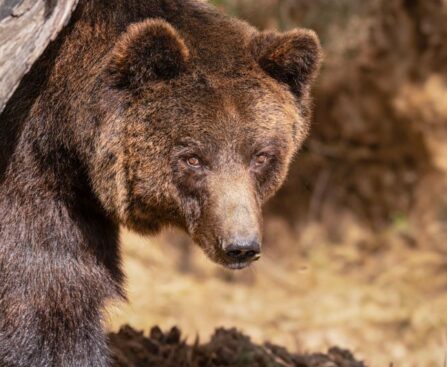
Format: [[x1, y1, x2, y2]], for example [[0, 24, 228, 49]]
[[253, 153, 269, 167], [186, 156, 201, 168]]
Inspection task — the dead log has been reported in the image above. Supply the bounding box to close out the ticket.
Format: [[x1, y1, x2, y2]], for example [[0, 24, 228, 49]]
[[0, 0, 79, 113]]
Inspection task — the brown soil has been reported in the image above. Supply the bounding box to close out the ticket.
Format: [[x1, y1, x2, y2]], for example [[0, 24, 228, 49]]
[[109, 325, 365, 367]]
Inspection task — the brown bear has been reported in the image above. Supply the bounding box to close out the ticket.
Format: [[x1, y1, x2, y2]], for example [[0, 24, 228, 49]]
[[0, 0, 321, 366]]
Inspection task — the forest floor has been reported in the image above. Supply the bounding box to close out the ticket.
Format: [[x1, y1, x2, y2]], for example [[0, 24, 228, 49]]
[[106, 228, 447, 367]]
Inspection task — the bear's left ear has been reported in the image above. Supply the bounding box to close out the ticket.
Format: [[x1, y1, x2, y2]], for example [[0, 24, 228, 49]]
[[106, 19, 190, 90], [250, 29, 322, 97]]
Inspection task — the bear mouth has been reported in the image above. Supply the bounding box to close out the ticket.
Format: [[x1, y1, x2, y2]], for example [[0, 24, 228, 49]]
[[225, 261, 252, 270], [221, 253, 261, 270], [211, 249, 259, 270]]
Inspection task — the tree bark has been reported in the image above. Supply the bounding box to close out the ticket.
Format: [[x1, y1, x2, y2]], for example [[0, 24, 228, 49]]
[[0, 0, 79, 113]]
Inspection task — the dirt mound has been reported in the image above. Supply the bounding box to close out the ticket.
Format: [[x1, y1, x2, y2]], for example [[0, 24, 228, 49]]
[[109, 326, 365, 367]]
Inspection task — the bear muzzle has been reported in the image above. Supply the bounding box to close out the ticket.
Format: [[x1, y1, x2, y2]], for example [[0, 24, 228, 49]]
[[204, 172, 263, 269]]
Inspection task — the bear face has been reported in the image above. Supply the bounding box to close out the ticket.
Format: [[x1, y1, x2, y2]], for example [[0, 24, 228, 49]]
[[92, 18, 321, 270]]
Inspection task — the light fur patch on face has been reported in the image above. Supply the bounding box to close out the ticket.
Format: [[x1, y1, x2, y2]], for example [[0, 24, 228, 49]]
[[283, 101, 308, 145], [209, 168, 261, 243], [222, 94, 240, 122]]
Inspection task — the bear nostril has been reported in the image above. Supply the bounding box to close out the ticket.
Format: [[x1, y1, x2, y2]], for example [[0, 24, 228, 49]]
[[224, 241, 261, 261], [226, 250, 242, 258]]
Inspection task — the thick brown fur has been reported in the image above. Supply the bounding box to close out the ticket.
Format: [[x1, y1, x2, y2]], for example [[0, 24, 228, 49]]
[[0, 0, 321, 366]]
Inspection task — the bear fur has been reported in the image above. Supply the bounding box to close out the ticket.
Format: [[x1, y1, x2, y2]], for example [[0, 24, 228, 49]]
[[0, 0, 321, 366]]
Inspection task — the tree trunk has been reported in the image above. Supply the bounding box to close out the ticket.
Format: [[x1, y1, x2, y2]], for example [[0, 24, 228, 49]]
[[0, 0, 79, 113]]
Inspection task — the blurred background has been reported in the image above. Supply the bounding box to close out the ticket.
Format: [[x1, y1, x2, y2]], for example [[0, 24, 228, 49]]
[[107, 1, 447, 366]]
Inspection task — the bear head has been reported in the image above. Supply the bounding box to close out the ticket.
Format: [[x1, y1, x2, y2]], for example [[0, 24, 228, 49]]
[[91, 16, 321, 270]]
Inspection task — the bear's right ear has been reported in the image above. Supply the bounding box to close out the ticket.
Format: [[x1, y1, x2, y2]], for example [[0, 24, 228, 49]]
[[106, 19, 190, 90]]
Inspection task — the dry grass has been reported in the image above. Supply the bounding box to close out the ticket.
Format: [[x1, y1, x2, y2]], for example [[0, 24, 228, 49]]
[[106, 223, 447, 367]]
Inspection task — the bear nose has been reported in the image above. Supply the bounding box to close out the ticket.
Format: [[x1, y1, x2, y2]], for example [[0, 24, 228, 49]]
[[224, 241, 261, 262]]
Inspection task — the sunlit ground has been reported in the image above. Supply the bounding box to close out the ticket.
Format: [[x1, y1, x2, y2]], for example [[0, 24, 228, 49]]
[[107, 222, 447, 367]]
